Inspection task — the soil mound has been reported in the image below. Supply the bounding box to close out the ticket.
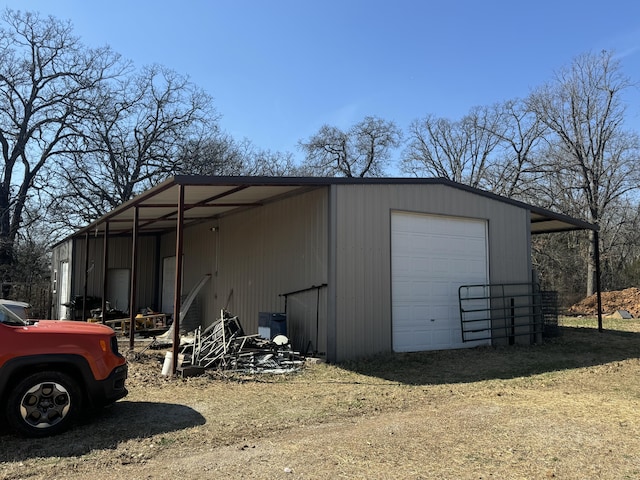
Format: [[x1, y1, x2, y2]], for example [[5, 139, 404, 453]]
[[568, 287, 640, 318]]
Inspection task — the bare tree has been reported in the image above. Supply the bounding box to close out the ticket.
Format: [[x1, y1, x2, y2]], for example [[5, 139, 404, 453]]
[[49, 64, 219, 229], [299, 116, 401, 177], [479, 100, 548, 199], [401, 115, 467, 181], [0, 9, 124, 292], [242, 148, 299, 176], [527, 50, 640, 296], [179, 135, 298, 177], [531, 231, 589, 307], [401, 107, 502, 188], [615, 202, 640, 286], [597, 198, 640, 289], [178, 134, 248, 176]]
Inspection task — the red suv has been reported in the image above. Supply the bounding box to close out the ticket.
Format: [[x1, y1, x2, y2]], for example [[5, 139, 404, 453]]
[[0, 301, 128, 436]]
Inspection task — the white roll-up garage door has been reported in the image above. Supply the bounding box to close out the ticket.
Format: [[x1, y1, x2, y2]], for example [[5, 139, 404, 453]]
[[391, 212, 490, 352]]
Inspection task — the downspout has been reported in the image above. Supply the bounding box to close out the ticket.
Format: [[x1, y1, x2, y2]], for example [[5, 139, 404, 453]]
[[172, 185, 185, 374]]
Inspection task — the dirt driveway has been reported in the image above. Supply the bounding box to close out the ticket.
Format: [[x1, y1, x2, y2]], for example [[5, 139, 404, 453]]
[[2, 317, 640, 479]]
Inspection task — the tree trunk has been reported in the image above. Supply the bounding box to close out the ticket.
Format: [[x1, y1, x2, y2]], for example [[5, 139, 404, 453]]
[[0, 186, 13, 298], [0, 238, 14, 298]]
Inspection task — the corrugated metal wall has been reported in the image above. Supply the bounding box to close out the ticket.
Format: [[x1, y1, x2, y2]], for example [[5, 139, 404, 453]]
[[50, 239, 72, 319], [157, 222, 218, 331], [175, 188, 329, 353], [53, 181, 532, 360], [333, 184, 531, 361], [70, 234, 159, 317]]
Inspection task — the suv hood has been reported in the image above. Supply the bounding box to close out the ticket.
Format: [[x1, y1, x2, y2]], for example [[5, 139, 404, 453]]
[[27, 320, 115, 335]]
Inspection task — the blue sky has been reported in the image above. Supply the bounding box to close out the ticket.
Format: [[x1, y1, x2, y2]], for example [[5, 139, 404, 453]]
[[5, 1, 640, 161]]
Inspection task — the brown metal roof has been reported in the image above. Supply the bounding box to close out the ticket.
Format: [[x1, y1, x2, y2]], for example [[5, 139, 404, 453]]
[[69, 175, 596, 238]]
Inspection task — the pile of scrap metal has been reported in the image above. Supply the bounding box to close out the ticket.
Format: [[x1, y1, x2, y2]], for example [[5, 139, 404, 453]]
[[179, 310, 304, 374]]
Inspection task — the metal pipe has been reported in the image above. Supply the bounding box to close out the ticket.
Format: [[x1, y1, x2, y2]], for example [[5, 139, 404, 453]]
[[83, 231, 90, 321], [101, 223, 109, 324], [172, 185, 185, 374], [594, 230, 603, 332], [129, 207, 139, 351]]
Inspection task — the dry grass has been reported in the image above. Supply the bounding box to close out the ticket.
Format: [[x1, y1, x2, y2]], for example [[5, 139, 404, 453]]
[[1, 317, 640, 479]]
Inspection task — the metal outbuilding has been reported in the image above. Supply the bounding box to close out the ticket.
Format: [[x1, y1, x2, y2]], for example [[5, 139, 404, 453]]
[[51, 176, 599, 366]]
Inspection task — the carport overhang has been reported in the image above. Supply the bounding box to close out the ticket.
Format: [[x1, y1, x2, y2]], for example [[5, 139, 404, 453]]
[[70, 175, 597, 237], [63, 176, 601, 371]]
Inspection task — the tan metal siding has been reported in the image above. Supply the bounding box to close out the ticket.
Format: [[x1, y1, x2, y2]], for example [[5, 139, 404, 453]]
[[334, 186, 397, 360], [71, 235, 158, 315], [51, 240, 72, 319], [286, 287, 327, 356], [334, 184, 530, 361], [71, 236, 104, 311], [179, 222, 218, 330], [133, 236, 159, 311], [211, 188, 328, 351]]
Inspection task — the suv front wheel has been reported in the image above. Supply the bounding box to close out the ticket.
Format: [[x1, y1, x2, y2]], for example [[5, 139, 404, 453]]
[[6, 371, 82, 437]]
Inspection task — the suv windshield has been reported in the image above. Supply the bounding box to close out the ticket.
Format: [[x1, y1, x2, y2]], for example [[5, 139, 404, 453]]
[[0, 302, 28, 326]]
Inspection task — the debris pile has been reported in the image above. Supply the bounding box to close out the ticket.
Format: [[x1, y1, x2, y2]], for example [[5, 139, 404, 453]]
[[180, 310, 304, 374], [568, 287, 640, 318]]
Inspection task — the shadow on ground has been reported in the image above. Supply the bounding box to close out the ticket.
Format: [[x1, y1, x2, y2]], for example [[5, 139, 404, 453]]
[[340, 326, 640, 386], [0, 400, 205, 461]]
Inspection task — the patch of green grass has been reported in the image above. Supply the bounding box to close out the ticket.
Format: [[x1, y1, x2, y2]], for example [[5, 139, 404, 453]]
[[560, 315, 640, 332]]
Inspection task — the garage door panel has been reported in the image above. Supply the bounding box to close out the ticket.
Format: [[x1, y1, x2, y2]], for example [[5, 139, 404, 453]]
[[430, 305, 450, 320], [392, 305, 412, 322], [430, 258, 449, 275], [450, 258, 468, 274], [432, 329, 452, 347], [393, 254, 414, 270], [410, 280, 432, 298], [468, 261, 487, 276], [392, 212, 490, 352], [432, 281, 450, 299], [447, 237, 467, 252], [413, 257, 432, 274], [392, 282, 412, 302]]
